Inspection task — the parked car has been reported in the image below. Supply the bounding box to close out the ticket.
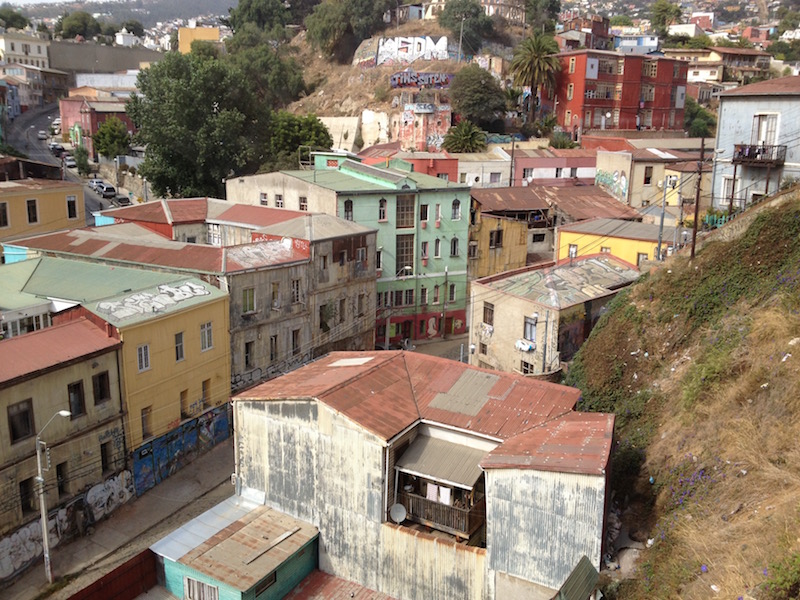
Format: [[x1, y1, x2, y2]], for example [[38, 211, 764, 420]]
[[50, 144, 65, 157], [63, 156, 77, 168], [88, 178, 103, 191], [37, 130, 47, 140], [112, 196, 133, 207], [97, 183, 117, 198]]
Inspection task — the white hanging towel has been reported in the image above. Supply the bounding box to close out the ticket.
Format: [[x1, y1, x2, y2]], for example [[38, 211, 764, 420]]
[[439, 487, 452, 505], [426, 482, 439, 501]]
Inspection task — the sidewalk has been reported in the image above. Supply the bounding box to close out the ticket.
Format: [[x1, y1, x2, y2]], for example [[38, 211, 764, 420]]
[[413, 333, 470, 362], [6, 438, 234, 600]]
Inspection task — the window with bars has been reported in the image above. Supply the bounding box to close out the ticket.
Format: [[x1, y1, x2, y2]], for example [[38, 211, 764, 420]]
[[396, 194, 415, 228], [291, 279, 301, 303], [344, 199, 353, 220], [379, 198, 387, 221], [396, 234, 414, 273], [483, 302, 494, 325]]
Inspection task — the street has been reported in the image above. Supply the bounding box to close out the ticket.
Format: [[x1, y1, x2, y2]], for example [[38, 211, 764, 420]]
[[5, 104, 107, 224]]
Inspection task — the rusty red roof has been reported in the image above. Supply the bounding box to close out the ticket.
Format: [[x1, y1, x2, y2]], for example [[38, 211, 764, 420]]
[[10, 224, 309, 274], [167, 198, 209, 223], [286, 570, 395, 599], [235, 352, 609, 473], [215, 203, 305, 227], [537, 184, 640, 221], [0, 318, 120, 385], [103, 200, 174, 224], [481, 412, 615, 475], [471, 187, 550, 211]]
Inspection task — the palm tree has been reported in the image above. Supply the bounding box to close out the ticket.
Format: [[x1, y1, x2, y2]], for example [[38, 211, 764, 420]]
[[509, 33, 561, 124], [442, 121, 487, 153]]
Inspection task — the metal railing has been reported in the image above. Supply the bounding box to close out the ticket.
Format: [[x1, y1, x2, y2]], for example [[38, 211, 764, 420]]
[[732, 144, 786, 166]]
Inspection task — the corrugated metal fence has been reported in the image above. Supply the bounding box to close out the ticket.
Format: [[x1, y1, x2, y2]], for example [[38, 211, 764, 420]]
[[68, 549, 157, 600]]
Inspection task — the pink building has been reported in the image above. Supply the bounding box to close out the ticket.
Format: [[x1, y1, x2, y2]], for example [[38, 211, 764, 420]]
[[59, 93, 135, 160]]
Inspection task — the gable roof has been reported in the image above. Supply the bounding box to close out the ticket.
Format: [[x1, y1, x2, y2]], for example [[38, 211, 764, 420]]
[[471, 187, 550, 211], [558, 217, 691, 242], [234, 352, 612, 474], [539, 185, 641, 221], [719, 75, 800, 97]]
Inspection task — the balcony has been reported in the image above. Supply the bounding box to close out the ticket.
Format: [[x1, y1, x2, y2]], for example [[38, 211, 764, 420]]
[[732, 144, 786, 167], [397, 491, 485, 539]]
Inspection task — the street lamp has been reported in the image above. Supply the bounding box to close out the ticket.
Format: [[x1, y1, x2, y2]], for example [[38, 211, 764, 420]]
[[36, 409, 71, 584]]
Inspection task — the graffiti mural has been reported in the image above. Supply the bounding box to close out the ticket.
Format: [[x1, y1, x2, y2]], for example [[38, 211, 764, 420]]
[[595, 169, 628, 203], [377, 36, 450, 65], [0, 470, 134, 583], [95, 281, 211, 321], [132, 404, 230, 496], [231, 351, 313, 391], [390, 70, 454, 88]]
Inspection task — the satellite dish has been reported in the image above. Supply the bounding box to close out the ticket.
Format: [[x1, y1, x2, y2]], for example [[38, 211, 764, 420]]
[[389, 503, 407, 524]]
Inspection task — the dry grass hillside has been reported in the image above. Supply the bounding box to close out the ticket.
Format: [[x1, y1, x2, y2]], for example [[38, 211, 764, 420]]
[[566, 188, 800, 599]]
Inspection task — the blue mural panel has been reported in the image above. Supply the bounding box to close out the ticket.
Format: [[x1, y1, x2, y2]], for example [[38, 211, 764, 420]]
[[133, 443, 155, 495]]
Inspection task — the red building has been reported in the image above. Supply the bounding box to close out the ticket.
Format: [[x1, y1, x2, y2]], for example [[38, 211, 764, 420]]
[[59, 94, 135, 160], [359, 144, 458, 182], [547, 50, 688, 136]]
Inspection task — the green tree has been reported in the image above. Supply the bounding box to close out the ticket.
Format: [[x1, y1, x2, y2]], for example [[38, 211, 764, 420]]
[[61, 11, 101, 39], [683, 97, 716, 137], [525, 0, 560, 33], [225, 24, 305, 107], [509, 33, 560, 123], [73, 145, 90, 176], [127, 52, 269, 198], [121, 20, 145, 37], [549, 131, 576, 148], [227, 0, 289, 32], [650, 0, 682, 37], [100, 22, 117, 37], [610, 15, 633, 26], [438, 0, 493, 57], [442, 120, 487, 153], [0, 6, 30, 30], [305, 0, 391, 62], [36, 22, 51, 39], [263, 111, 332, 170], [93, 116, 131, 159], [449, 64, 506, 128]]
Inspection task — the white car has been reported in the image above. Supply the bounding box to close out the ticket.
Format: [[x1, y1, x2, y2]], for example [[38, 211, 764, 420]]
[[64, 156, 77, 168], [88, 178, 103, 190], [37, 130, 47, 140]]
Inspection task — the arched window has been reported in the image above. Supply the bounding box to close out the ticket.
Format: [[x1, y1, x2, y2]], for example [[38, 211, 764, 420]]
[[450, 237, 459, 256], [378, 198, 387, 221], [344, 199, 353, 221], [451, 199, 461, 220]]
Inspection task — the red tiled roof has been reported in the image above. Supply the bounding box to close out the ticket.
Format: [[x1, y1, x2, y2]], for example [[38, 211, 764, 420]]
[[0, 319, 120, 384], [481, 412, 615, 475], [235, 352, 606, 473], [358, 141, 403, 159], [286, 570, 395, 599]]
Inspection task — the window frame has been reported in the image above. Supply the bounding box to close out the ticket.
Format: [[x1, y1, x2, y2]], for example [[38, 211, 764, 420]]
[[483, 302, 494, 326], [242, 287, 256, 314], [26, 198, 38, 224], [200, 322, 213, 351], [8, 399, 34, 444], [451, 199, 461, 220], [92, 370, 111, 405], [137, 344, 151, 372], [378, 198, 387, 221], [175, 331, 185, 362], [66, 194, 78, 219], [0, 201, 8, 228]]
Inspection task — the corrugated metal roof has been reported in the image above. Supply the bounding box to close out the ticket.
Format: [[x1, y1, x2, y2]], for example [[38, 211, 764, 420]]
[[720, 74, 800, 96], [481, 412, 615, 475], [0, 318, 120, 384], [285, 569, 395, 599], [214, 203, 306, 228], [284, 161, 466, 192], [396, 436, 487, 489], [0, 178, 83, 192], [0, 259, 42, 311], [471, 187, 550, 211], [340, 160, 409, 183], [151, 496, 318, 593], [476, 255, 640, 309], [558, 217, 691, 242], [255, 213, 377, 241], [428, 370, 499, 416], [557, 555, 599, 600]]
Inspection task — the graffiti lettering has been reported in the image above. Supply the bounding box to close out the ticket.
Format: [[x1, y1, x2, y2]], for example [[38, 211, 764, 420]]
[[377, 36, 450, 65], [96, 281, 211, 321], [390, 71, 454, 88]]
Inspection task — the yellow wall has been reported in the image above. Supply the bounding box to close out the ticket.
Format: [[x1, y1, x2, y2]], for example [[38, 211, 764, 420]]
[[119, 296, 230, 449], [470, 211, 528, 280], [178, 27, 220, 54], [557, 230, 656, 266], [0, 180, 84, 244], [664, 167, 713, 212]]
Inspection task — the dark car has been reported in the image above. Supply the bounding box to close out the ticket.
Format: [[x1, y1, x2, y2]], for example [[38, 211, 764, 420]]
[[112, 196, 133, 207], [50, 144, 65, 157]]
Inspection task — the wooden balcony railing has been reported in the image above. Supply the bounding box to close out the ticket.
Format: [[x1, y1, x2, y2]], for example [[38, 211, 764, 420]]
[[397, 491, 486, 539], [732, 144, 786, 167]]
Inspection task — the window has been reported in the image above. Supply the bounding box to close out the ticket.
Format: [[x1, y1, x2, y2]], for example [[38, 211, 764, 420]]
[[522, 168, 533, 179], [637, 252, 648, 266], [184, 577, 219, 600], [421, 241, 429, 258], [393, 290, 404, 306], [404, 289, 414, 306], [419, 203, 428, 222], [641, 84, 655, 102], [521, 360, 535, 374], [524, 317, 537, 341], [269, 335, 278, 361], [451, 199, 461, 220], [483, 302, 494, 325], [569, 57, 576, 73], [8, 399, 33, 443], [420, 287, 428, 305], [339, 250, 347, 265], [396, 234, 414, 273], [322, 254, 329, 269], [291, 279, 301, 303], [434, 238, 441, 258], [397, 194, 415, 228], [489, 229, 503, 248], [339, 298, 346, 323], [0, 202, 8, 228], [20, 477, 35, 515], [532, 233, 546, 243], [275, 194, 284, 208], [752, 113, 778, 146], [26, 199, 37, 224], [379, 198, 387, 220], [200, 322, 213, 351], [570, 167, 578, 178], [448, 283, 456, 302], [101, 441, 112, 474], [479, 342, 487, 355], [489, 172, 501, 183], [356, 247, 367, 263], [555, 167, 563, 178], [141, 406, 153, 439], [437, 173, 448, 181], [207, 223, 221, 246], [67, 380, 86, 417], [567, 83, 574, 100], [242, 287, 255, 313], [644, 166, 653, 186], [376, 250, 382, 270], [259, 192, 268, 206], [66, 195, 77, 219], [245, 341, 254, 368], [57, 462, 68, 498], [435, 203, 441, 221], [601, 246, 611, 253], [202, 379, 211, 404], [358, 294, 365, 316], [292, 329, 300, 355], [564, 110, 571, 127], [643, 61, 657, 77], [344, 199, 353, 220], [181, 389, 189, 417], [254, 573, 277, 596], [468, 241, 478, 258], [92, 371, 111, 404], [271, 282, 280, 309], [433, 285, 440, 304], [138, 344, 151, 371], [450, 237, 459, 256], [419, 320, 426, 335]]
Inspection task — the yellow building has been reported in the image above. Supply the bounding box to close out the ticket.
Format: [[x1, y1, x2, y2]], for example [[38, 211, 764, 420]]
[[0, 178, 84, 252], [467, 203, 529, 281], [556, 218, 693, 266], [178, 27, 220, 54]]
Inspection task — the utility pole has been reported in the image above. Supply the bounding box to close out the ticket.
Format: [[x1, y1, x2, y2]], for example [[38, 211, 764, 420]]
[[441, 266, 448, 339], [457, 16, 465, 63], [656, 175, 675, 261], [508, 135, 516, 186], [690, 138, 705, 260]]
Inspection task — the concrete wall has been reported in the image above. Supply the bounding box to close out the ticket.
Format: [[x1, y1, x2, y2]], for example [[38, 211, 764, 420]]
[[48, 41, 164, 86], [225, 172, 338, 215], [0, 182, 85, 246], [485, 469, 606, 592], [595, 151, 633, 204], [469, 213, 528, 281]]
